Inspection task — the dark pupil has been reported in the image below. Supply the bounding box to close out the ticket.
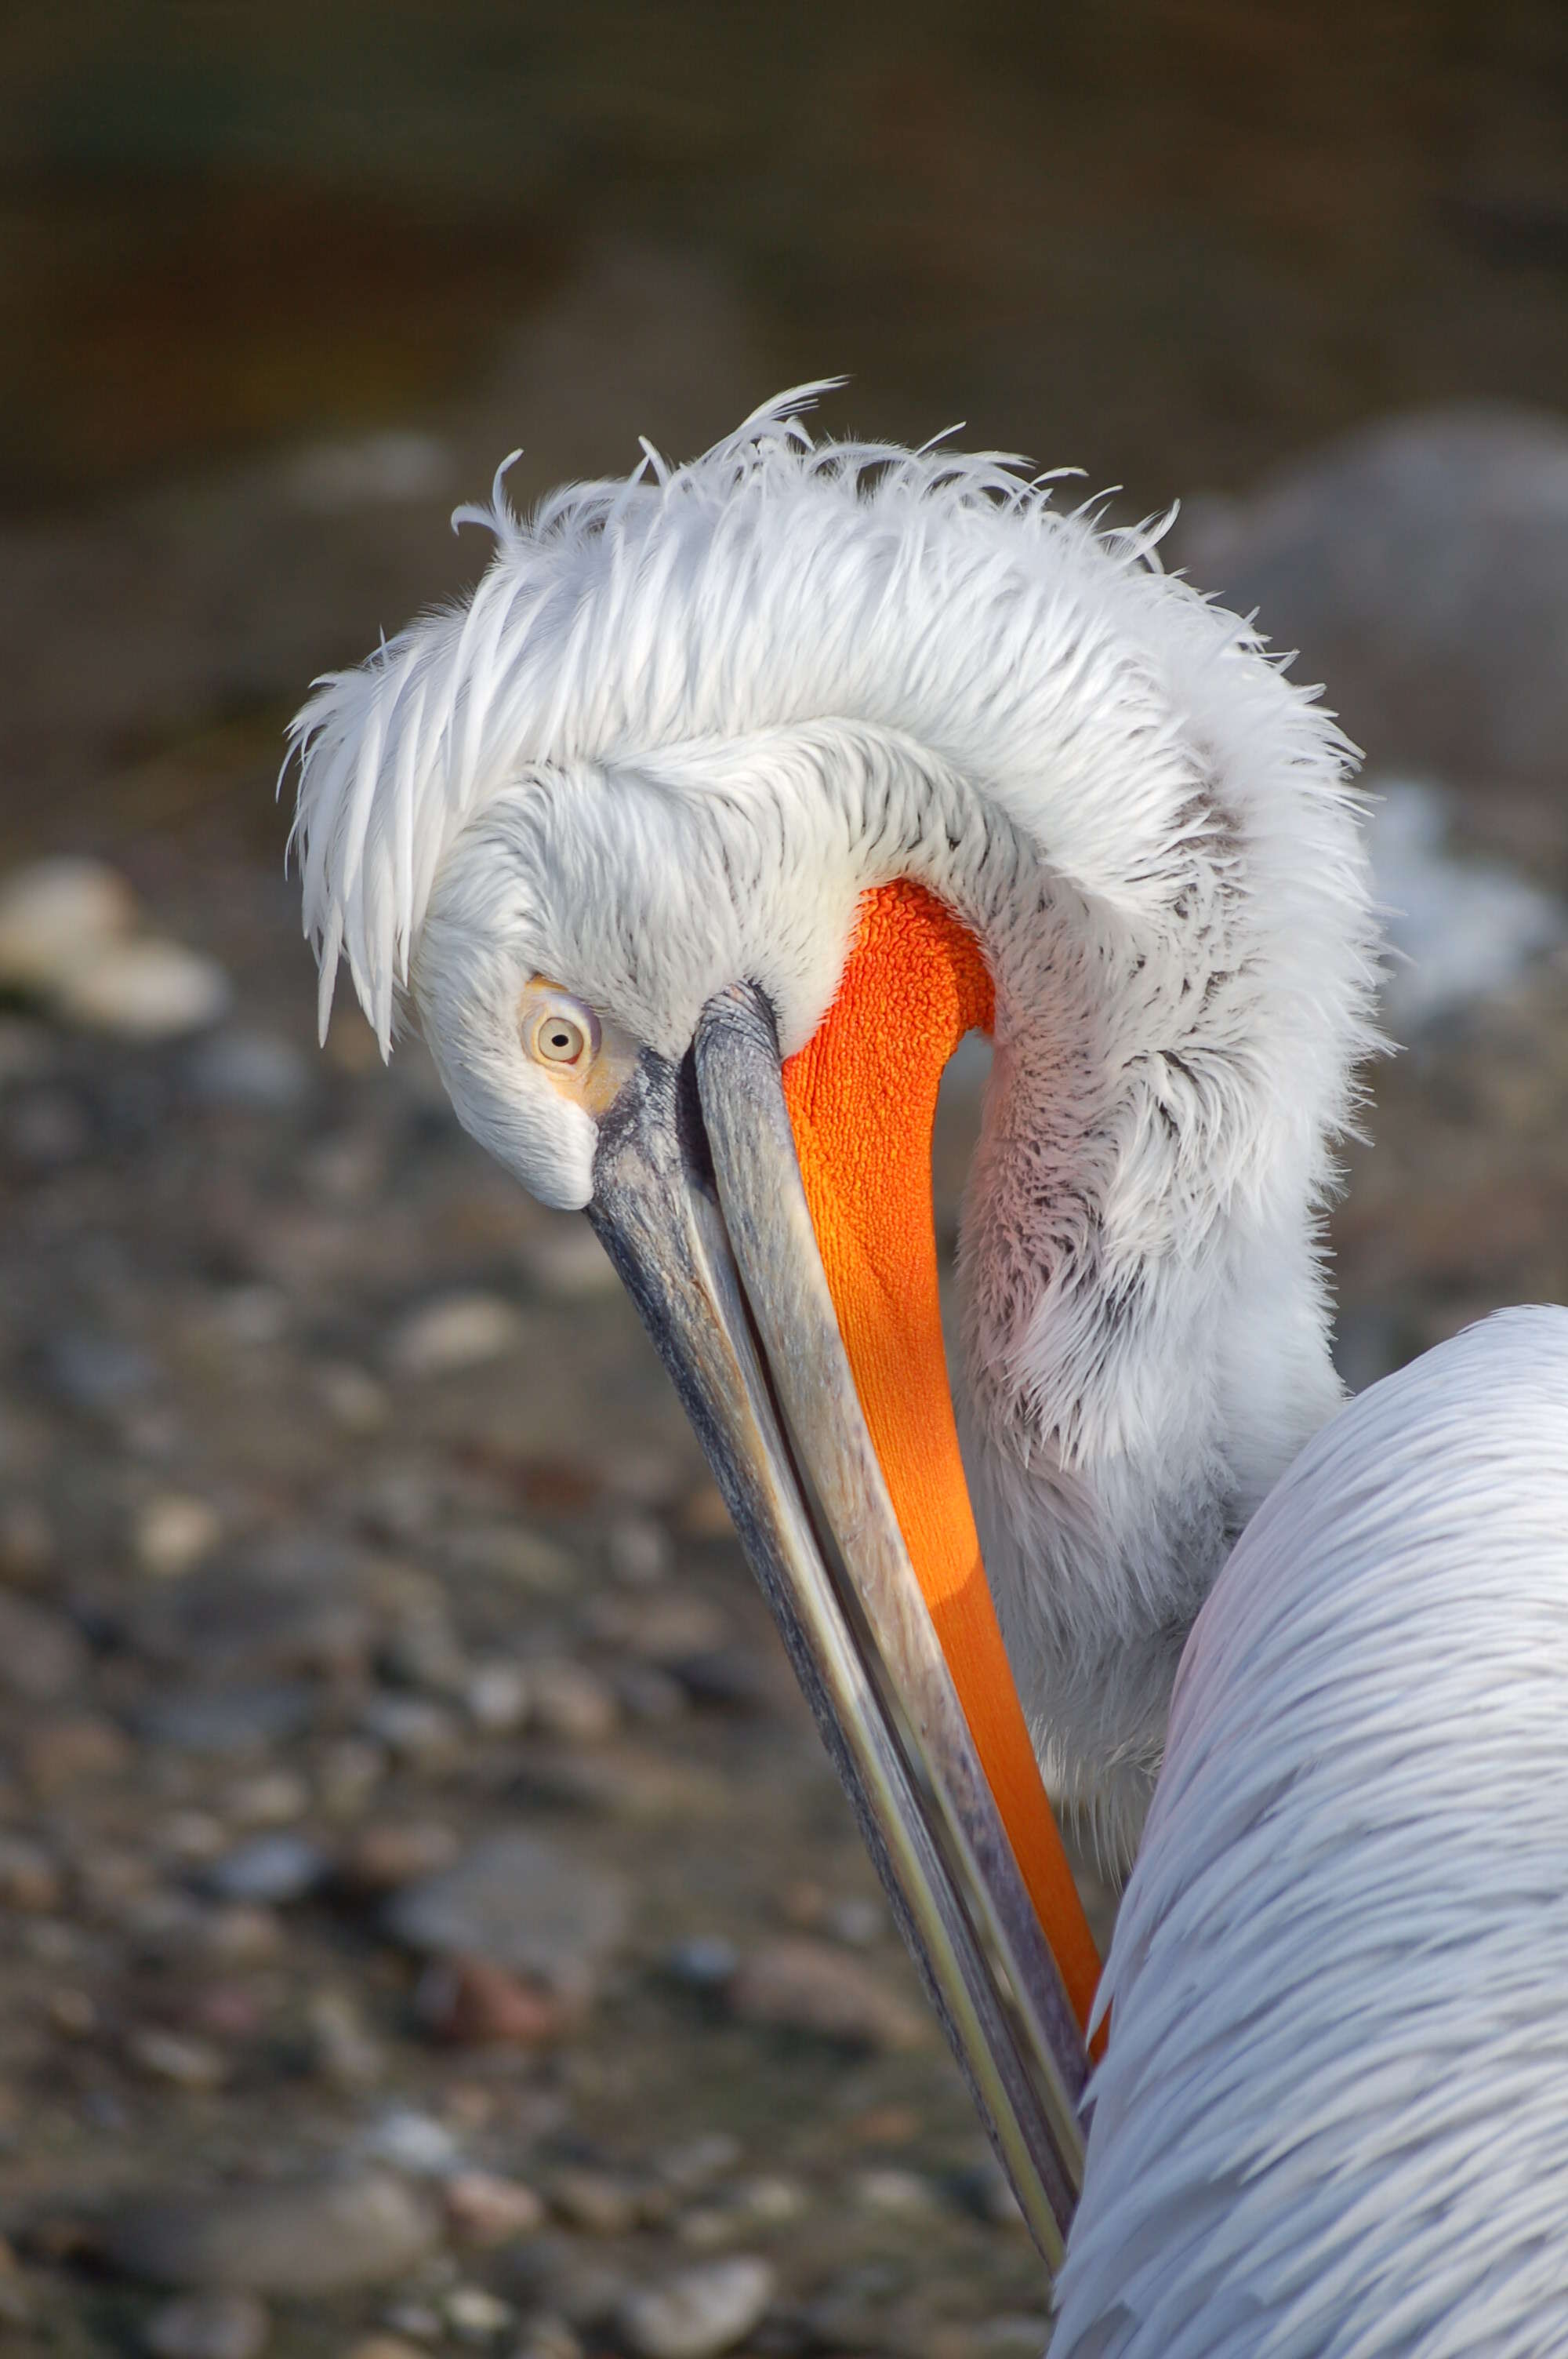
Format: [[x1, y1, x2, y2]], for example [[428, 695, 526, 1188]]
[[551, 1030, 570, 1049]]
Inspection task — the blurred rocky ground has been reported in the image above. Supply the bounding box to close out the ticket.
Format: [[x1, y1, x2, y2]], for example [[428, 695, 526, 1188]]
[[0, 369, 1566, 2359]]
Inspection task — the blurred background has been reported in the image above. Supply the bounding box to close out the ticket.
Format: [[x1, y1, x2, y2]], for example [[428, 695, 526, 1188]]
[[1, 6, 1566, 2355]]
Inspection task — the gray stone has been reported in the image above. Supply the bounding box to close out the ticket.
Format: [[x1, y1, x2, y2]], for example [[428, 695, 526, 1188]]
[[0, 1832, 62, 1911], [126, 2030, 230, 2090], [615, 2257, 775, 2359], [201, 1834, 331, 1906], [0, 1589, 87, 1701], [726, 1939, 927, 2050], [43, 1329, 157, 1412], [143, 2288, 271, 2359], [136, 1685, 314, 1757], [1176, 405, 1568, 788], [101, 2170, 438, 2294], [497, 2237, 628, 2332], [183, 1031, 312, 1114], [135, 1536, 376, 1678], [388, 1294, 524, 1377], [664, 1938, 740, 1991], [383, 1830, 627, 2002]]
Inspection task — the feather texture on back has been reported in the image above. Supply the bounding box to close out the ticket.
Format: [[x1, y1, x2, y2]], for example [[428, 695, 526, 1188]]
[[1054, 1306, 1568, 2357]]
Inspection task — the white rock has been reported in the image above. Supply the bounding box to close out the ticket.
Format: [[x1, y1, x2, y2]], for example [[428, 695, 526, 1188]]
[[615, 2259, 775, 2359], [463, 1662, 532, 1733], [143, 2288, 270, 2359], [134, 1493, 221, 1579], [1367, 776, 1566, 1035], [443, 2283, 516, 2344], [389, 1295, 523, 1378], [849, 2166, 938, 2217], [0, 858, 136, 990], [56, 936, 232, 1039]]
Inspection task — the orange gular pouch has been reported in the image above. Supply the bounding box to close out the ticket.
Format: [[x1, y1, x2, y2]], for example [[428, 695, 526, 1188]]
[[781, 878, 1102, 2035]]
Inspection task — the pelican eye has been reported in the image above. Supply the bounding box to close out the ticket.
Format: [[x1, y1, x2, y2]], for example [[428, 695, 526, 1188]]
[[524, 994, 600, 1070]]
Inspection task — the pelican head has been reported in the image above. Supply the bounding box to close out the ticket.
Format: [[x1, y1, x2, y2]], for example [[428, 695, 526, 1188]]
[[288, 389, 1377, 2255]]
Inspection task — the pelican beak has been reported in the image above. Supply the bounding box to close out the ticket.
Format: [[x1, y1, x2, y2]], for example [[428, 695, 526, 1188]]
[[588, 982, 1087, 2268]]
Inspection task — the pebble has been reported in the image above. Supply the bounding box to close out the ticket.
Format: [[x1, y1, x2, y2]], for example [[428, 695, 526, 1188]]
[[416, 1955, 570, 2047], [666, 1647, 771, 1714], [511, 2316, 583, 2359], [358, 1693, 462, 1766], [848, 2167, 939, 2218], [357, 2106, 464, 2179], [587, 1590, 728, 1663], [655, 2134, 743, 2194], [514, 1743, 727, 1825], [953, 2161, 1026, 2230], [726, 1939, 927, 2051], [527, 1660, 619, 1742], [317, 1736, 390, 1816], [57, 936, 232, 1040], [442, 1524, 573, 1590], [0, 1588, 87, 1701], [314, 1362, 391, 1434], [615, 2256, 776, 2359], [44, 1328, 158, 1412], [463, 1660, 532, 1732], [137, 1684, 314, 1757], [490, 2240, 627, 2330], [127, 2029, 230, 2089], [143, 2288, 271, 2359], [21, 1712, 132, 1795], [383, 1830, 628, 2004], [379, 1609, 471, 1697], [665, 1938, 740, 1990], [339, 1820, 459, 1893], [612, 1662, 688, 1724], [345, 2342, 429, 2359], [443, 2284, 516, 2343], [198, 1905, 285, 1966], [9, 1085, 90, 1165], [378, 2310, 444, 2346], [514, 1215, 618, 1301], [389, 1295, 524, 1378], [672, 2208, 735, 2252], [0, 1833, 63, 1912], [729, 2177, 807, 2227], [202, 1834, 332, 1906], [547, 2167, 641, 2237], [442, 2169, 546, 2247], [102, 2171, 439, 2293], [603, 1512, 673, 1588], [222, 1770, 310, 1828], [135, 1494, 223, 1579], [183, 1031, 311, 1114], [49, 1987, 100, 2038], [0, 858, 137, 990], [306, 1990, 385, 2088], [0, 1493, 56, 1580]]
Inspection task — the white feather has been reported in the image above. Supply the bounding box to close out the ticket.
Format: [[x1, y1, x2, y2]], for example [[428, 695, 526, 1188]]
[[1054, 1306, 1568, 2356], [286, 391, 1381, 1839]]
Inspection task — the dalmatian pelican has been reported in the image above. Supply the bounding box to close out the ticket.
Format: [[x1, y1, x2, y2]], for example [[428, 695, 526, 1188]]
[[288, 390, 1568, 2344]]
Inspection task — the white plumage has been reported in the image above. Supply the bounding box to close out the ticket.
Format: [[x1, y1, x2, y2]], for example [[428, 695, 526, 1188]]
[[288, 394, 1568, 2344], [289, 389, 1379, 1845], [1054, 1307, 1568, 2355]]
